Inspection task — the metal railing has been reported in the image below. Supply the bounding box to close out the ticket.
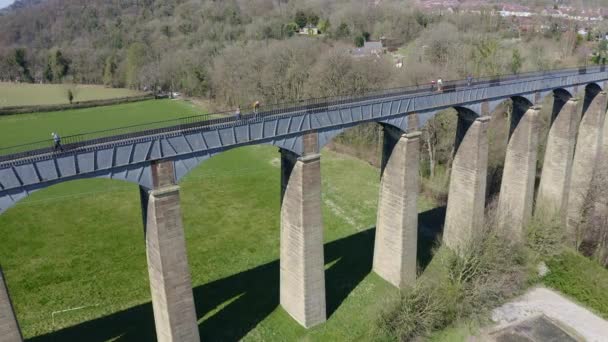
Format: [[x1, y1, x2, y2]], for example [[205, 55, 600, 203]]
[[0, 64, 605, 163]]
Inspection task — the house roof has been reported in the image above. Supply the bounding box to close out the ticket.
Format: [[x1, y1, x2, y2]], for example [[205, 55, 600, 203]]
[[351, 41, 383, 57]]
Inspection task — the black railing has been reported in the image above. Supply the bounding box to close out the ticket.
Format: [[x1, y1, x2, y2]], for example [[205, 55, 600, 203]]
[[0, 64, 604, 163]]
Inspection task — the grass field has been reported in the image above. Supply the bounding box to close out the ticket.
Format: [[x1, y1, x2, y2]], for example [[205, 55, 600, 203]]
[[0, 142, 443, 341], [543, 250, 608, 319], [0, 99, 205, 149], [0, 83, 143, 107]]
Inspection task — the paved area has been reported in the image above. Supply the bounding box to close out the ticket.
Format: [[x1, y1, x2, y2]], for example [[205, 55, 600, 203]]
[[492, 315, 579, 341], [489, 287, 608, 342]]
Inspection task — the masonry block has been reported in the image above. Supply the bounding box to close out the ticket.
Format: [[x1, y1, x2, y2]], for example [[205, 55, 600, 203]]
[[0, 268, 22, 342], [537, 98, 580, 219], [142, 160, 199, 342], [568, 91, 608, 245], [497, 106, 541, 242], [302, 131, 319, 156], [373, 128, 420, 288], [280, 151, 326, 328], [444, 116, 490, 252]]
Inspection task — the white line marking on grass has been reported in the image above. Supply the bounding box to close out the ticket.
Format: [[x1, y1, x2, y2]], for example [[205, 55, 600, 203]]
[[51, 304, 100, 329]]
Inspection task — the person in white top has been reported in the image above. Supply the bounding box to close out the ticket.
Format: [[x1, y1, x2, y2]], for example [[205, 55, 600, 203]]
[[52, 132, 63, 151], [235, 106, 241, 120]]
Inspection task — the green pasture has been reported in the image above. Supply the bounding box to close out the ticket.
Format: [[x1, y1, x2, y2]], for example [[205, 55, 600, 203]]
[[0, 83, 142, 107], [0, 99, 205, 150], [0, 144, 445, 341]]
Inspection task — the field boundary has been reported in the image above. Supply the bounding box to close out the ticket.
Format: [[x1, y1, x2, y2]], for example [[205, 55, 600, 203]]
[[0, 93, 156, 116]]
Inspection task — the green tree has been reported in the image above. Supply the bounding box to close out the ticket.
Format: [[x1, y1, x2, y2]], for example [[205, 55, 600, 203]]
[[473, 38, 500, 76], [67, 88, 74, 104], [318, 19, 330, 33], [362, 31, 371, 42], [284, 22, 299, 37], [48, 49, 70, 83], [103, 55, 118, 86], [294, 10, 307, 29], [308, 13, 319, 26], [510, 48, 523, 74], [125, 43, 146, 88], [336, 23, 350, 38], [43, 63, 53, 82], [414, 10, 429, 28], [13, 48, 33, 82], [593, 39, 608, 64], [355, 35, 365, 47]]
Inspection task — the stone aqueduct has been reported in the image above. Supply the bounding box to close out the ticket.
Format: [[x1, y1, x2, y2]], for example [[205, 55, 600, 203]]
[[1, 67, 608, 341]]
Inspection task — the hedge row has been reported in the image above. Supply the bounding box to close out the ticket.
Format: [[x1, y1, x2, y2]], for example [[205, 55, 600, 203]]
[[0, 93, 156, 116]]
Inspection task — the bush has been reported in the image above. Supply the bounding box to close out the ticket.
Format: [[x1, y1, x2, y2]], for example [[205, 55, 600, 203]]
[[355, 35, 365, 47], [421, 164, 450, 206], [375, 281, 458, 341], [526, 213, 565, 258], [376, 211, 529, 341]]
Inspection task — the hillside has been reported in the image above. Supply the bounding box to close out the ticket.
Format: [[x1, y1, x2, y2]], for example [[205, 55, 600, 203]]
[[0, 0, 605, 111]]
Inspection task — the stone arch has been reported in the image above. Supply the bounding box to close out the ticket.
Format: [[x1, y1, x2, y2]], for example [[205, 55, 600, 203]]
[[509, 96, 535, 138], [316, 118, 407, 153], [453, 106, 482, 154], [0, 163, 151, 216], [171, 142, 290, 184], [0, 174, 156, 340], [550, 88, 575, 125], [167, 133, 303, 184], [583, 82, 605, 116]]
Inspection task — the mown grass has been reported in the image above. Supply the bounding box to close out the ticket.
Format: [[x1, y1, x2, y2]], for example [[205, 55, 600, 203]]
[[0, 142, 442, 341], [0, 83, 142, 107], [0, 99, 205, 148]]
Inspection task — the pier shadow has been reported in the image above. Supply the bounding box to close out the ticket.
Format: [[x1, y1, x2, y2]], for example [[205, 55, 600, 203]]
[[28, 207, 446, 342], [417, 206, 447, 270], [28, 228, 374, 342]]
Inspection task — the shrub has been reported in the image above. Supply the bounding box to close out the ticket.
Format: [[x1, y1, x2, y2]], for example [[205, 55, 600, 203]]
[[526, 213, 565, 258], [376, 208, 529, 341]]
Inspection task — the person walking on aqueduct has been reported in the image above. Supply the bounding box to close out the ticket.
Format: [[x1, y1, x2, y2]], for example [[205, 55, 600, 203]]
[[253, 100, 260, 116], [52, 132, 63, 151]]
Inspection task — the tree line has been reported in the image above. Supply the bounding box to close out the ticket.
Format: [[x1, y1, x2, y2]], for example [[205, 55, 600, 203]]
[[0, 0, 604, 110]]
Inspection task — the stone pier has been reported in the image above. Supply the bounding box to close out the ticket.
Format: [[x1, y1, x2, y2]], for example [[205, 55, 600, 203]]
[[279, 131, 326, 328], [141, 160, 200, 342], [578, 111, 608, 259], [567, 90, 608, 245], [373, 126, 420, 288], [444, 115, 490, 252], [0, 268, 22, 342], [497, 104, 541, 241], [536, 96, 580, 219]]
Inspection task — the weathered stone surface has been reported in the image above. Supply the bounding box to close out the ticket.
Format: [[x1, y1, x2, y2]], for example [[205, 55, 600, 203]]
[[373, 127, 420, 288], [142, 160, 200, 342], [497, 106, 540, 242], [302, 131, 319, 156], [151, 158, 177, 188], [444, 116, 490, 252], [280, 151, 326, 328], [578, 109, 608, 263], [567, 91, 607, 245], [0, 268, 22, 342], [536, 98, 580, 219]]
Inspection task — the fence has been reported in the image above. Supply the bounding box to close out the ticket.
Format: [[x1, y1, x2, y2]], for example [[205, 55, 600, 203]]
[[0, 65, 604, 163]]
